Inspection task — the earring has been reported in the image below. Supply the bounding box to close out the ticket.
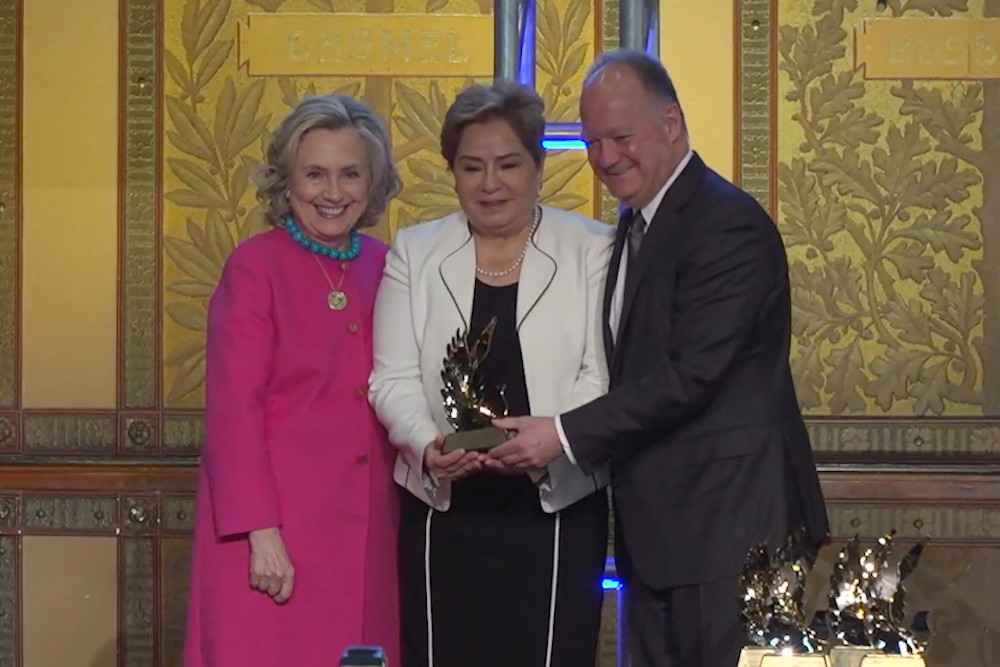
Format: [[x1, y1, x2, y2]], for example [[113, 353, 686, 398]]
[[283, 188, 291, 199]]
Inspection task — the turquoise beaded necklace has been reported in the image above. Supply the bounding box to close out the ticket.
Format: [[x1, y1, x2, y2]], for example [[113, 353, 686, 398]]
[[284, 215, 361, 261], [285, 215, 360, 310]]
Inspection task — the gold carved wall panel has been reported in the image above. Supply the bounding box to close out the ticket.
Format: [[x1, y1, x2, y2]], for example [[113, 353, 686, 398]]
[[777, 0, 992, 418], [738, 0, 1000, 463]]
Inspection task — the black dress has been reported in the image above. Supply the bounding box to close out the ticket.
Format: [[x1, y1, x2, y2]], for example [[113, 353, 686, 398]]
[[398, 280, 609, 667]]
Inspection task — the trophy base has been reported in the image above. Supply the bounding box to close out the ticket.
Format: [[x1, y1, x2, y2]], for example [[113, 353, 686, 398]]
[[831, 647, 876, 667], [761, 656, 831, 667], [739, 648, 830, 667], [739, 648, 778, 667], [442, 427, 507, 453], [829, 648, 925, 667]]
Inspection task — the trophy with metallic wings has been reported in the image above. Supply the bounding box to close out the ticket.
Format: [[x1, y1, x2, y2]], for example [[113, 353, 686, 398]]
[[740, 529, 827, 658], [828, 531, 929, 659], [440, 317, 509, 453]]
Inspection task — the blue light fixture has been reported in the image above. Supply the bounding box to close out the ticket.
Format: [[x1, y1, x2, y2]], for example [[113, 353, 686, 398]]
[[601, 577, 623, 590], [542, 138, 587, 151], [543, 121, 587, 151]]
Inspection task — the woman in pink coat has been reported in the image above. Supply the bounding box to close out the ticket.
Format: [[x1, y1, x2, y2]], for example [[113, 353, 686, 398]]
[[184, 95, 403, 667]]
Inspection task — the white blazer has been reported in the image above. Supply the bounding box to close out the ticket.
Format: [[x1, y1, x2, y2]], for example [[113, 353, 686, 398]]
[[369, 205, 613, 513]]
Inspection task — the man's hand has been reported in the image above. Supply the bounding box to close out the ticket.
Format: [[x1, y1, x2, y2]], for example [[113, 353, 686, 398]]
[[490, 416, 563, 469], [248, 527, 295, 604], [481, 456, 523, 475], [424, 434, 484, 481]]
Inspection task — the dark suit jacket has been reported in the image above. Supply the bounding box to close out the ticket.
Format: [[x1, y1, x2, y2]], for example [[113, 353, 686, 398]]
[[561, 153, 829, 589]]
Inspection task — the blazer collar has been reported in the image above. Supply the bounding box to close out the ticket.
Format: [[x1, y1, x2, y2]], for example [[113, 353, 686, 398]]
[[437, 207, 557, 332]]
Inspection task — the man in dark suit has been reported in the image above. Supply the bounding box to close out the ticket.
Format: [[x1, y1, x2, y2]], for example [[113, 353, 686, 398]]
[[492, 49, 829, 666]]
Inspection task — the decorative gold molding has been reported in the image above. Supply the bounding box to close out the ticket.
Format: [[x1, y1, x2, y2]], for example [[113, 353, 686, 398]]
[[599, 0, 618, 53], [162, 414, 203, 453], [123, 538, 156, 667], [597, 586, 621, 667], [4, 411, 203, 455], [161, 536, 191, 667], [13, 411, 1000, 460], [22, 496, 117, 532], [828, 503, 1000, 543], [0, 495, 14, 530], [123, 495, 158, 533], [121, 0, 159, 409], [806, 419, 1000, 459], [22, 414, 117, 453], [0, 0, 19, 410], [123, 414, 159, 453], [0, 535, 14, 666], [1, 492, 196, 534], [161, 496, 194, 532], [0, 413, 16, 452], [597, 1, 618, 227], [736, 0, 774, 213]]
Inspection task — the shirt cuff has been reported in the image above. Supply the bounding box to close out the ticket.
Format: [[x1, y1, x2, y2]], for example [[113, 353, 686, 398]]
[[554, 414, 577, 465]]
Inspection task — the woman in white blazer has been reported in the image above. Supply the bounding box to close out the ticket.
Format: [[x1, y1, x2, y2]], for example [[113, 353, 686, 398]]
[[369, 81, 613, 667]]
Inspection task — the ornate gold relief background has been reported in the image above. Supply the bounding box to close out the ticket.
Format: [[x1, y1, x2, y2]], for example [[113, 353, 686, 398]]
[[160, 0, 597, 409], [777, 0, 997, 417]]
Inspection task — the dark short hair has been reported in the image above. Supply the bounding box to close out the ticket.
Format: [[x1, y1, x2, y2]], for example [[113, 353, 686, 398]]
[[256, 95, 402, 228], [440, 80, 545, 170], [584, 49, 685, 118]]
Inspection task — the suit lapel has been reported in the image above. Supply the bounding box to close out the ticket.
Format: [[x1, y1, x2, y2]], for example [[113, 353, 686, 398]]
[[613, 152, 707, 367], [516, 217, 557, 330], [437, 222, 476, 331]]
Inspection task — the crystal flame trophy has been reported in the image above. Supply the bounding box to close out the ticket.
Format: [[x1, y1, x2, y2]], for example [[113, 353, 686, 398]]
[[738, 529, 830, 667], [827, 532, 929, 667], [440, 317, 509, 453]]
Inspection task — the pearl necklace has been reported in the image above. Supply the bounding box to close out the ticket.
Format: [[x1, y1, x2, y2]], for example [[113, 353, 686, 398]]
[[284, 215, 361, 261], [474, 206, 542, 279]]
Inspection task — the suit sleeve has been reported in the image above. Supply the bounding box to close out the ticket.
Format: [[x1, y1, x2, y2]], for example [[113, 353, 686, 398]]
[[203, 246, 281, 538], [562, 206, 775, 472], [368, 235, 441, 479]]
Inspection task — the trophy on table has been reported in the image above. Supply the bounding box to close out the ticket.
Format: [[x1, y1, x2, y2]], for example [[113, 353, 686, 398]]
[[827, 532, 929, 667], [440, 317, 510, 453], [738, 529, 830, 667]]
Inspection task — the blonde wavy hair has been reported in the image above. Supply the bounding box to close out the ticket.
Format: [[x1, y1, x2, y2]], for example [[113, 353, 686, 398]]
[[255, 95, 402, 229]]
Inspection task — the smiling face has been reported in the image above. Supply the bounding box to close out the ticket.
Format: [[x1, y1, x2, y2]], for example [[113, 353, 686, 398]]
[[580, 64, 687, 211], [452, 118, 542, 236], [287, 127, 372, 249]]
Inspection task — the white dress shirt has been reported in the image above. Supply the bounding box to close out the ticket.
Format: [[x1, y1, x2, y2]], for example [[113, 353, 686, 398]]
[[556, 149, 695, 463]]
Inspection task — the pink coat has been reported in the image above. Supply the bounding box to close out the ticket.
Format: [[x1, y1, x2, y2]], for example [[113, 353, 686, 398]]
[[185, 229, 399, 667]]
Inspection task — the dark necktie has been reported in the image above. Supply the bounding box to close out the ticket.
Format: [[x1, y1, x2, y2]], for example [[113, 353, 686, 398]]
[[628, 209, 646, 262]]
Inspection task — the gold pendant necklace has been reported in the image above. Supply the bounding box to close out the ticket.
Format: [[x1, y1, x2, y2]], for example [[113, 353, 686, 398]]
[[312, 255, 348, 310]]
